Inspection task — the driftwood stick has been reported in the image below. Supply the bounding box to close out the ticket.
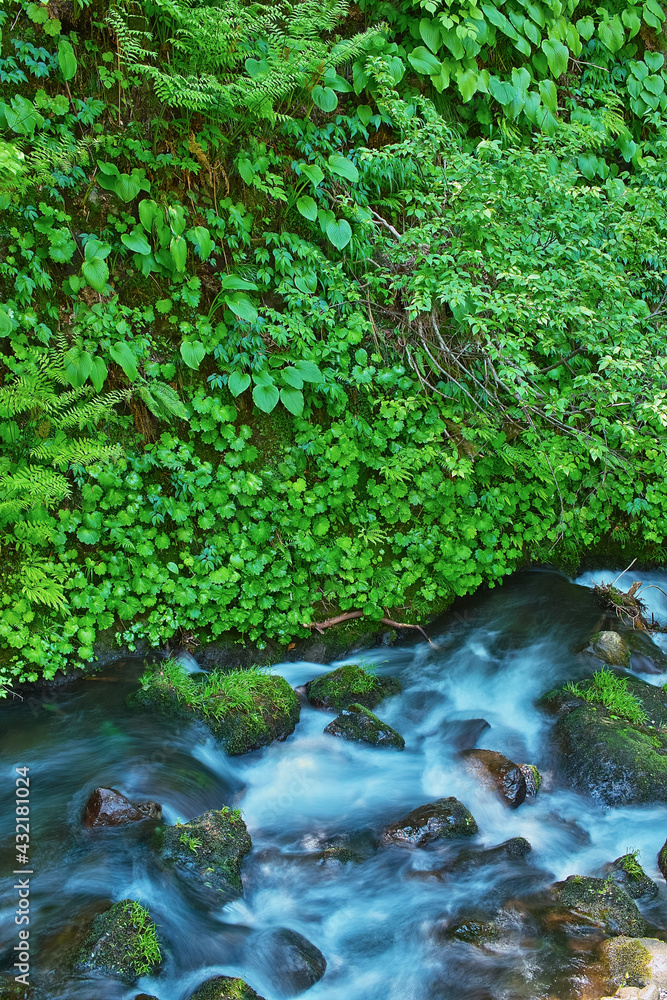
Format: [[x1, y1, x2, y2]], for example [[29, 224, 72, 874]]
[[302, 612, 437, 647]]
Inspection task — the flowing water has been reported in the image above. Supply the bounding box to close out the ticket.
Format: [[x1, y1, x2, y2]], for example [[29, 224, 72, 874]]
[[2, 567, 667, 1000]]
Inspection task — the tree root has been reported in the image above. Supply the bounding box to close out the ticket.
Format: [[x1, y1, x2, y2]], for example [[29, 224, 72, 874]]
[[302, 611, 437, 647]]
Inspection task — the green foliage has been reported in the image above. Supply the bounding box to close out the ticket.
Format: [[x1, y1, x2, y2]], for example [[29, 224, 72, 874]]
[[565, 669, 649, 724], [124, 901, 162, 977]]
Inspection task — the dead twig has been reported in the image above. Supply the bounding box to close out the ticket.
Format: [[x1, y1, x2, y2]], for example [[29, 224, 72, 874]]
[[302, 611, 437, 647]]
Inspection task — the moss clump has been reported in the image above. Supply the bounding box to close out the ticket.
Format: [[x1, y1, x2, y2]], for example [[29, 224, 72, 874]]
[[305, 664, 401, 712], [134, 659, 300, 755], [565, 669, 647, 724], [603, 936, 652, 988], [608, 853, 658, 901], [187, 976, 266, 1000], [324, 703, 405, 749], [75, 900, 161, 982], [160, 807, 252, 896], [552, 877, 647, 937]]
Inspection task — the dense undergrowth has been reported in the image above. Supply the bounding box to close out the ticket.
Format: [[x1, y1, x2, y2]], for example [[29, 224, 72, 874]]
[[1, 0, 667, 690]]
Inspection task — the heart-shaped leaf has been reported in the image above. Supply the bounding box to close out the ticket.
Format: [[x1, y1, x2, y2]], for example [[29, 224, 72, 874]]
[[81, 256, 109, 292], [138, 199, 161, 233], [326, 218, 352, 250], [170, 235, 187, 273], [228, 371, 251, 397], [645, 51, 665, 72], [539, 78, 558, 112], [327, 153, 359, 183], [189, 225, 213, 259], [219, 275, 258, 291], [252, 383, 280, 413], [280, 386, 304, 416], [280, 367, 304, 389], [114, 173, 142, 202], [294, 360, 323, 383], [226, 293, 258, 323], [295, 273, 317, 294], [312, 85, 338, 112], [299, 163, 325, 186], [89, 356, 108, 392], [0, 307, 12, 336], [296, 195, 318, 221], [489, 77, 517, 105], [419, 18, 441, 53], [408, 45, 441, 75], [180, 340, 206, 370], [541, 38, 569, 76], [121, 230, 151, 255], [357, 104, 374, 126]]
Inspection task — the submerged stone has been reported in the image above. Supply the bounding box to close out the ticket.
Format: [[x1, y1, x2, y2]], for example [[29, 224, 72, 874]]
[[75, 899, 161, 982], [187, 977, 266, 1000], [82, 787, 162, 828], [383, 797, 478, 847], [160, 807, 252, 896], [606, 854, 658, 901], [461, 748, 527, 807], [324, 703, 405, 749], [304, 664, 401, 712], [248, 928, 326, 996], [551, 876, 648, 937], [590, 631, 631, 667], [134, 661, 300, 755]]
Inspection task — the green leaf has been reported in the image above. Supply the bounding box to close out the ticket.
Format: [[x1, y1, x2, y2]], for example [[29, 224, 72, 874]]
[[189, 225, 213, 259], [598, 16, 625, 53], [327, 153, 359, 183], [81, 257, 109, 293], [457, 68, 478, 102], [299, 163, 325, 186], [228, 371, 251, 397], [357, 105, 374, 126], [645, 51, 665, 72], [58, 39, 77, 82], [295, 272, 317, 294], [220, 274, 258, 291], [138, 199, 160, 233], [170, 235, 187, 273], [296, 195, 318, 221], [622, 8, 642, 36], [114, 174, 143, 202], [489, 77, 517, 106], [180, 340, 206, 370], [539, 78, 558, 112], [280, 386, 304, 416], [326, 218, 352, 250], [408, 45, 441, 75], [280, 366, 304, 389], [0, 307, 12, 336], [644, 74, 665, 95], [89, 356, 108, 392], [252, 383, 280, 413], [121, 230, 151, 255], [644, 0, 665, 23], [312, 85, 338, 112], [419, 18, 441, 53], [226, 293, 258, 322], [541, 39, 569, 76], [294, 360, 323, 383], [84, 238, 112, 260], [110, 342, 139, 381]]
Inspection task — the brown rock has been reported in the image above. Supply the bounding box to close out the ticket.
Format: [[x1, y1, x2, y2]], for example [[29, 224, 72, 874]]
[[83, 787, 162, 828], [382, 797, 477, 847], [461, 749, 527, 808]]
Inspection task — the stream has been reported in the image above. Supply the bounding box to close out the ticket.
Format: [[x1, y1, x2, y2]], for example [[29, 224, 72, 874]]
[[2, 567, 667, 1000]]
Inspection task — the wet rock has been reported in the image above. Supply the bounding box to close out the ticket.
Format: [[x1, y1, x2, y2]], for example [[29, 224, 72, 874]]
[[75, 899, 161, 982], [590, 631, 631, 667], [383, 797, 478, 847], [412, 837, 532, 881], [551, 677, 667, 807], [0, 979, 34, 1000], [658, 838, 667, 881], [550, 876, 648, 937], [135, 995, 161, 1000], [324, 703, 405, 749], [315, 846, 363, 866], [82, 787, 162, 828], [304, 664, 401, 712], [440, 717, 490, 750], [134, 661, 300, 756], [606, 855, 658, 901], [249, 928, 326, 996], [461, 749, 527, 808], [598, 936, 667, 999], [187, 977, 266, 1000], [160, 807, 252, 896], [442, 916, 500, 945], [519, 763, 542, 797]]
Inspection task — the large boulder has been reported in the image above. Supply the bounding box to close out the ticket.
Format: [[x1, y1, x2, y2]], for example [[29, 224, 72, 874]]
[[550, 877, 648, 938], [134, 661, 300, 755], [304, 664, 400, 712], [590, 631, 631, 667], [324, 704, 404, 749], [460, 748, 527, 807], [382, 797, 477, 847], [83, 787, 161, 828], [599, 936, 667, 998], [248, 928, 326, 996], [159, 807, 252, 896], [187, 977, 266, 1000], [605, 855, 658, 901], [547, 676, 667, 806], [75, 900, 161, 982]]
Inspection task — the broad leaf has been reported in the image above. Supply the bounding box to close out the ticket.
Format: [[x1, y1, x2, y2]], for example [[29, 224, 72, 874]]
[[226, 293, 258, 322], [296, 195, 318, 221], [326, 218, 352, 250], [280, 367, 304, 389], [357, 105, 374, 126], [121, 230, 151, 255], [294, 360, 323, 383], [327, 154, 359, 183], [252, 383, 280, 413], [312, 85, 338, 112], [299, 163, 325, 186], [58, 39, 77, 82], [280, 386, 304, 416], [189, 225, 213, 259], [81, 257, 109, 292], [419, 18, 441, 53], [110, 341, 138, 381], [180, 340, 206, 370], [489, 77, 517, 105], [170, 235, 187, 273], [220, 274, 258, 291], [228, 371, 251, 397], [539, 78, 558, 112], [541, 38, 569, 76], [89, 356, 108, 392], [408, 45, 441, 75]]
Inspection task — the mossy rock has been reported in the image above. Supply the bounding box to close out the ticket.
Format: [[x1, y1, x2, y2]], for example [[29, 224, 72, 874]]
[[75, 900, 161, 983], [324, 703, 405, 749], [159, 807, 252, 896], [550, 676, 667, 806], [304, 664, 401, 712], [602, 936, 652, 989], [187, 976, 266, 1000], [0, 979, 34, 1000], [606, 854, 658, 901], [551, 876, 648, 937], [382, 797, 478, 846], [442, 917, 500, 945], [133, 661, 300, 755], [589, 630, 630, 667]]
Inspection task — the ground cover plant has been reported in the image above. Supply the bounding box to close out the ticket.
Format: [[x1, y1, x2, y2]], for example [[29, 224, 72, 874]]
[[1, 0, 667, 691]]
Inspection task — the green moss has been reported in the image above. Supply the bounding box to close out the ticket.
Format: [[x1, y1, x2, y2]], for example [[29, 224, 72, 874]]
[[604, 937, 651, 988], [187, 975, 266, 1000], [134, 659, 300, 755], [75, 900, 161, 982], [564, 669, 647, 724], [160, 807, 252, 895], [305, 664, 401, 712], [553, 876, 647, 937], [324, 702, 405, 748]]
